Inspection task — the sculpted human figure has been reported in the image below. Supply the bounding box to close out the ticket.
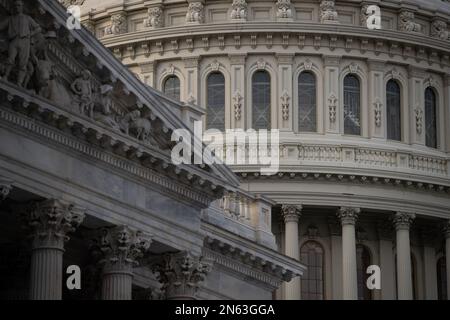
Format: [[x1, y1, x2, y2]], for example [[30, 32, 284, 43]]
[[0, 0, 42, 87], [71, 70, 95, 118], [93, 84, 121, 130]]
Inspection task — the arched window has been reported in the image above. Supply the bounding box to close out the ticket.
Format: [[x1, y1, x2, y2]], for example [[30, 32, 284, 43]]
[[437, 256, 447, 300], [356, 245, 372, 300], [386, 80, 401, 141], [425, 87, 437, 148], [206, 72, 225, 131], [298, 72, 317, 132], [300, 241, 324, 300], [343, 75, 361, 135], [252, 71, 271, 129], [163, 76, 180, 101]]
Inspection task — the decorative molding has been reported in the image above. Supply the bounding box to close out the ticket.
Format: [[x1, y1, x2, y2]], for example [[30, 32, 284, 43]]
[[186, 2, 204, 24], [144, 6, 164, 28], [280, 90, 290, 121], [230, 0, 247, 21], [374, 99, 382, 127], [328, 93, 337, 123], [233, 90, 243, 121], [414, 107, 423, 135]]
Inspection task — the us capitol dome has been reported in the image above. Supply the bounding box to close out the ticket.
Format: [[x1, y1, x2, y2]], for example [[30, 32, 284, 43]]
[[73, 0, 450, 300]]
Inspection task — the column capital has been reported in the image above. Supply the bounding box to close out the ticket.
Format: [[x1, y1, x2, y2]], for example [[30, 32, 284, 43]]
[[337, 207, 360, 225], [393, 212, 415, 230], [152, 251, 212, 300], [27, 199, 85, 249], [95, 225, 152, 274], [281, 205, 302, 223], [0, 177, 13, 201]]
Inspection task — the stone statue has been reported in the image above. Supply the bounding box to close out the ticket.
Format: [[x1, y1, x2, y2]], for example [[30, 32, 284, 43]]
[[398, 11, 421, 33], [71, 70, 95, 118], [104, 12, 127, 36], [93, 84, 121, 130], [431, 20, 449, 40], [276, 0, 292, 19], [186, 2, 204, 24], [119, 110, 140, 135], [0, 0, 42, 87], [230, 0, 248, 20], [119, 110, 152, 141], [144, 7, 164, 28], [320, 0, 338, 24]]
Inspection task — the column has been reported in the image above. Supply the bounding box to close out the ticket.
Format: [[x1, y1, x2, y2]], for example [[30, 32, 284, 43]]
[[97, 225, 152, 300], [422, 231, 438, 300], [323, 55, 341, 134], [393, 212, 415, 300], [152, 251, 212, 300], [0, 177, 13, 202], [337, 207, 360, 300], [26, 199, 85, 300], [281, 204, 301, 300], [328, 218, 343, 299], [445, 221, 450, 300], [229, 54, 246, 129]]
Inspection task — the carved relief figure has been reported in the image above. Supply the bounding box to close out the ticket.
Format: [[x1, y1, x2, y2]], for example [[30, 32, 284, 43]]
[[431, 20, 449, 40], [230, 0, 248, 20], [71, 70, 95, 118], [320, 0, 338, 24], [398, 11, 421, 33], [276, 0, 292, 19], [93, 84, 121, 130], [104, 12, 127, 36], [119, 110, 140, 135], [186, 2, 204, 24], [0, 0, 42, 87], [144, 7, 164, 28]]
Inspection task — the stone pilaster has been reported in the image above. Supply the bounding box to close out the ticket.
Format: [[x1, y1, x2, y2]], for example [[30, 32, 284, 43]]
[[408, 66, 425, 145], [444, 221, 450, 300], [26, 199, 85, 300], [96, 226, 152, 300], [281, 204, 302, 300], [229, 54, 246, 129], [152, 251, 212, 300], [393, 212, 415, 300], [337, 207, 360, 300], [183, 57, 200, 106], [323, 56, 341, 133]]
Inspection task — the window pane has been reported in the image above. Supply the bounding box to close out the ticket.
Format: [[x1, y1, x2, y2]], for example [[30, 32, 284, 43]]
[[425, 88, 437, 148], [206, 72, 225, 131], [252, 71, 271, 129], [163, 76, 180, 101], [301, 241, 324, 300], [298, 72, 317, 132], [386, 80, 401, 141], [344, 75, 361, 135]]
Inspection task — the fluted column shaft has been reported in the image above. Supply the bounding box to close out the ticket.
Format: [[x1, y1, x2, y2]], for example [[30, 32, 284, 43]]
[[30, 243, 64, 300], [338, 207, 359, 300], [282, 205, 301, 300], [27, 199, 85, 300], [101, 270, 133, 300], [394, 212, 415, 300], [445, 223, 450, 300]]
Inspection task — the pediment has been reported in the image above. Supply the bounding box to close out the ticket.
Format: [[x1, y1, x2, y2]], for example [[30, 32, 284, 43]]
[[0, 0, 240, 197]]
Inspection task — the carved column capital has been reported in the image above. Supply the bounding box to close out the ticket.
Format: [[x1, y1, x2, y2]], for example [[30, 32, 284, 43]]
[[27, 199, 85, 249], [393, 212, 415, 231], [337, 207, 360, 225], [0, 177, 13, 201], [95, 225, 152, 274], [281, 205, 302, 223], [152, 251, 212, 300]]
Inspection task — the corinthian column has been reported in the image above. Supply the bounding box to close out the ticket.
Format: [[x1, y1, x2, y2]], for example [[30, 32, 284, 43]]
[[444, 221, 450, 300], [96, 226, 152, 300], [26, 199, 85, 300], [152, 251, 212, 300], [393, 212, 415, 300], [337, 207, 360, 300], [281, 204, 302, 300]]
